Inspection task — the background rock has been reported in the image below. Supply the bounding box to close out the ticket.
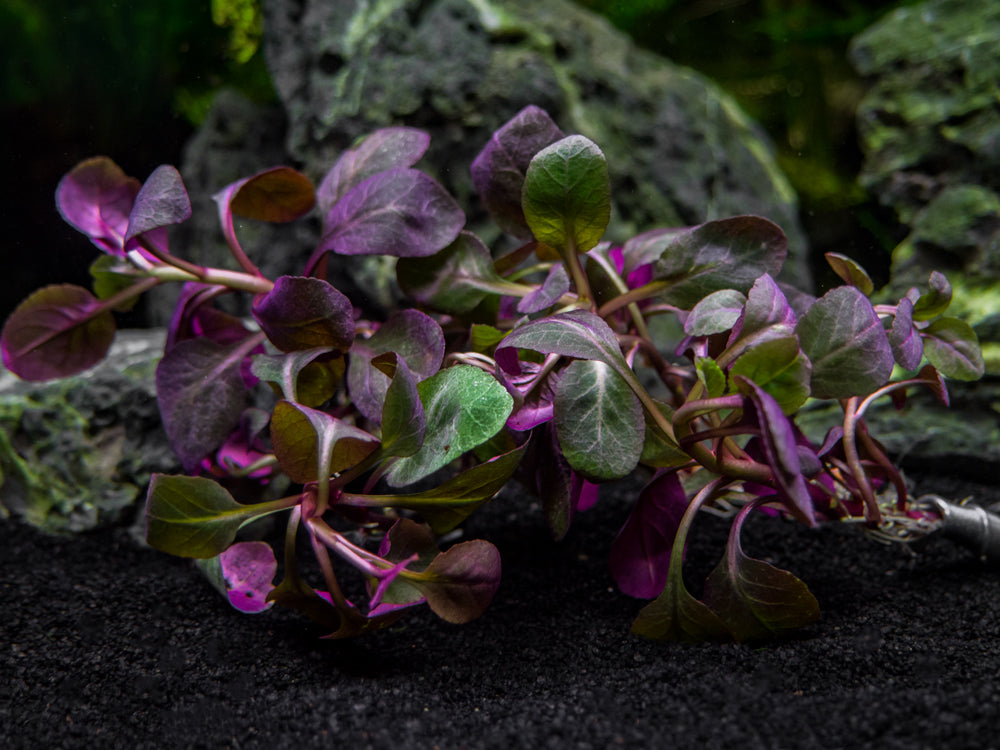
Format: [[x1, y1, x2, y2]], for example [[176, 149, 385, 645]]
[[850, 0, 1000, 369], [0, 330, 179, 533], [150, 0, 808, 324]]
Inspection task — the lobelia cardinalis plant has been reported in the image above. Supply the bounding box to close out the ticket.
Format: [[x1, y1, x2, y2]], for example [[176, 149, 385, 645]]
[[1, 105, 987, 642]]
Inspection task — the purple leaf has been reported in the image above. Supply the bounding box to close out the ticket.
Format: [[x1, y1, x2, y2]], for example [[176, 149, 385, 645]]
[[619, 227, 687, 278], [728, 273, 796, 345], [795, 285, 894, 399], [609, 470, 688, 598], [314, 168, 464, 259], [889, 296, 923, 371], [1, 284, 115, 381], [155, 337, 253, 471], [123, 165, 192, 247], [653, 216, 787, 309], [470, 105, 565, 239], [403, 539, 502, 624], [270, 400, 380, 483], [208, 541, 278, 613], [252, 275, 355, 353], [735, 376, 816, 527], [165, 282, 228, 351], [703, 500, 820, 641], [517, 264, 571, 314], [318, 128, 430, 214], [347, 309, 445, 422], [55, 156, 141, 256], [497, 359, 560, 432]]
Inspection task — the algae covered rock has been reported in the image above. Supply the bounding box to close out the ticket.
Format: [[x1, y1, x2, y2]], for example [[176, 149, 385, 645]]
[[850, 0, 1000, 368], [0, 330, 179, 533], [154, 0, 808, 326]]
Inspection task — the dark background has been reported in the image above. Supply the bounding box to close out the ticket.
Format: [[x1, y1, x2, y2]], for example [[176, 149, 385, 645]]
[[1, 0, 915, 323]]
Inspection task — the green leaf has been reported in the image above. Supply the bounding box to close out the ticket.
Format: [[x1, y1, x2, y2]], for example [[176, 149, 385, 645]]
[[631, 568, 731, 643], [145, 474, 287, 558], [795, 285, 894, 399], [685, 289, 747, 336], [824, 252, 874, 296], [702, 504, 820, 641], [386, 365, 514, 487], [397, 231, 508, 314], [89, 255, 142, 311], [922, 317, 984, 381], [553, 359, 644, 481], [696, 357, 727, 399], [912, 270, 952, 321], [522, 135, 611, 255], [469, 323, 507, 354], [250, 347, 343, 406], [378, 355, 426, 459], [640, 401, 689, 469], [728, 337, 812, 415], [341, 444, 526, 533]]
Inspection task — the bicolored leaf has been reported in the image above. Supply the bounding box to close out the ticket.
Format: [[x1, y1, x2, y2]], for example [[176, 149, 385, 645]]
[[1, 284, 115, 381], [55, 156, 140, 255], [653, 216, 787, 309], [145, 474, 291, 558], [922, 317, 984, 381], [124, 164, 192, 247], [315, 168, 464, 258], [795, 285, 893, 399], [341, 443, 526, 534], [609, 470, 688, 599], [386, 365, 514, 487], [396, 231, 508, 314], [155, 337, 254, 470], [250, 347, 343, 406], [252, 275, 355, 353], [196, 541, 277, 613], [522, 135, 611, 256], [471, 105, 565, 239], [270, 400, 379, 483], [553, 359, 644, 482], [703, 501, 820, 641], [319, 127, 430, 214], [824, 252, 874, 296]]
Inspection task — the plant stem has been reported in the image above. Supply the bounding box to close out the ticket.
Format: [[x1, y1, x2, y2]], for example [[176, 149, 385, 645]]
[[562, 237, 594, 305], [841, 397, 883, 524]]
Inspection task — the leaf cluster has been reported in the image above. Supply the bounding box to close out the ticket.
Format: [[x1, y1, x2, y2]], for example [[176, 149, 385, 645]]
[[1, 107, 984, 643]]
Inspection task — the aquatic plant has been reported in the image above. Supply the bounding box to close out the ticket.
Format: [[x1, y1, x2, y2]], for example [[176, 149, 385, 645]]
[[1, 106, 985, 641]]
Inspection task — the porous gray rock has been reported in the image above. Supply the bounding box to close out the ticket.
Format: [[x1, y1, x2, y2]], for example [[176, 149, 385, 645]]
[[850, 0, 1000, 370], [152, 0, 809, 327], [0, 330, 179, 533]]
